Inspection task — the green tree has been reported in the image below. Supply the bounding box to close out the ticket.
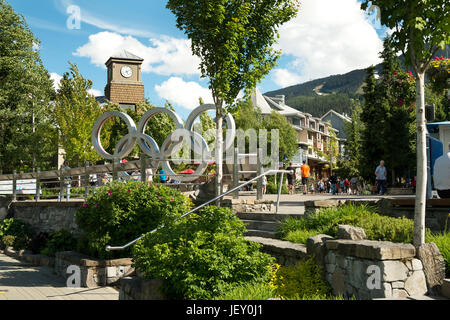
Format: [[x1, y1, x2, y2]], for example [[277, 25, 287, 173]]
[[166, 0, 300, 196], [360, 0, 450, 246], [53, 62, 109, 166], [343, 100, 364, 178], [0, 0, 56, 173]]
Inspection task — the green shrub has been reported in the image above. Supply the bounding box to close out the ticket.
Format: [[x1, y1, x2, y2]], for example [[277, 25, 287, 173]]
[[75, 180, 192, 259], [214, 281, 275, 300], [426, 231, 450, 278], [278, 204, 414, 244], [1, 235, 16, 248], [266, 181, 289, 194], [40, 229, 77, 257], [132, 206, 275, 300], [271, 256, 332, 300], [0, 218, 34, 250]]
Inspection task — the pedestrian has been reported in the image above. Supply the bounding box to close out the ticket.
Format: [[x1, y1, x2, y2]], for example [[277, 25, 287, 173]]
[[350, 176, 358, 195], [344, 178, 350, 194], [339, 178, 345, 195], [300, 160, 310, 195], [146, 168, 153, 183], [433, 143, 450, 199], [375, 160, 387, 195], [329, 173, 338, 195], [286, 162, 296, 195], [60, 161, 72, 201], [262, 175, 267, 195], [159, 169, 167, 184]]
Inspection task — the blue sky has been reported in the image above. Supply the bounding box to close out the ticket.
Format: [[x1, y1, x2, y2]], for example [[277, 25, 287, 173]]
[[8, 0, 389, 120]]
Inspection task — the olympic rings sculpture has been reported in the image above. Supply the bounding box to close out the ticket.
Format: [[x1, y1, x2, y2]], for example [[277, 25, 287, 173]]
[[91, 104, 236, 182]]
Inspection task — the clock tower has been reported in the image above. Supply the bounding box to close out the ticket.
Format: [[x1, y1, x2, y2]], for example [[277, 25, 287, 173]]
[[104, 50, 145, 110]]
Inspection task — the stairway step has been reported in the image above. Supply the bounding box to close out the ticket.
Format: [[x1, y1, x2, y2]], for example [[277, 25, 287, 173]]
[[241, 220, 279, 232], [244, 229, 277, 239], [236, 212, 304, 222]]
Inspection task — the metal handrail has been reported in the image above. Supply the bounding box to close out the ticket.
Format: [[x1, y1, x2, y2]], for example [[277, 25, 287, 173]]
[[105, 168, 292, 251]]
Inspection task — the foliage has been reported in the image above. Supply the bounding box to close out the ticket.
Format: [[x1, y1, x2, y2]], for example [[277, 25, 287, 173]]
[[359, 38, 416, 183], [266, 181, 289, 195], [271, 256, 334, 300], [427, 57, 450, 94], [53, 62, 112, 167], [1, 235, 15, 248], [233, 98, 298, 162], [166, 0, 300, 196], [29, 232, 50, 254], [40, 229, 77, 257], [75, 180, 192, 259], [214, 280, 275, 300], [0, 0, 57, 173], [426, 231, 450, 278], [278, 204, 415, 244], [132, 206, 275, 300]]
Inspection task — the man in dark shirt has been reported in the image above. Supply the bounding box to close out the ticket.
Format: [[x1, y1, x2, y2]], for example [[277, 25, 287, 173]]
[[329, 173, 338, 195], [286, 163, 296, 195]]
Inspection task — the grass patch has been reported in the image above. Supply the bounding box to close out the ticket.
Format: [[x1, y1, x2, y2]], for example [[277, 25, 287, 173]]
[[278, 204, 414, 244], [426, 231, 450, 278]]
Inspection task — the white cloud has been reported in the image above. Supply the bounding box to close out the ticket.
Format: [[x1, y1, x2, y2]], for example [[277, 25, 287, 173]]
[[275, 0, 384, 83], [73, 32, 201, 76], [50, 72, 63, 91], [87, 88, 102, 97], [272, 68, 302, 87], [155, 77, 214, 110]]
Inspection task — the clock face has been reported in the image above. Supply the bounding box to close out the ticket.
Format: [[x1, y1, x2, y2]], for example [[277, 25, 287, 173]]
[[121, 66, 133, 78]]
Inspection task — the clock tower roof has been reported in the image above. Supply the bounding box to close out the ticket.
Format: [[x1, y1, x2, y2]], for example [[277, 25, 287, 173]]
[[105, 50, 144, 66]]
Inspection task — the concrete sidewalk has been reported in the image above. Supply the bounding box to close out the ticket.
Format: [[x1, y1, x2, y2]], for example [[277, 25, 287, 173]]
[[0, 253, 119, 300]]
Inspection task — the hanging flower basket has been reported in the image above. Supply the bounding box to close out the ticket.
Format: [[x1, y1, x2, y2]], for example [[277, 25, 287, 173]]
[[427, 57, 450, 93]]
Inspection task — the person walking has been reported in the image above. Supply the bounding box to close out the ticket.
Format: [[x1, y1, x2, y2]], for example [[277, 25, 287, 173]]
[[375, 160, 387, 195], [300, 161, 310, 195], [159, 168, 168, 184], [350, 176, 358, 195], [329, 173, 338, 195], [286, 162, 297, 195]]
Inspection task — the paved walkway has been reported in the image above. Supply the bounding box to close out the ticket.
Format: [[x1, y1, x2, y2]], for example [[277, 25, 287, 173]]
[[225, 193, 414, 214], [0, 254, 119, 300]]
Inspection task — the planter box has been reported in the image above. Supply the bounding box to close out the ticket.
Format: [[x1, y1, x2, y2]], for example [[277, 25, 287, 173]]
[[2, 247, 55, 268], [55, 251, 134, 288], [387, 188, 414, 195]]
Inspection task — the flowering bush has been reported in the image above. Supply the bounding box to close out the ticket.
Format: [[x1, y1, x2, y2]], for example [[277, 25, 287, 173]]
[[75, 180, 192, 259], [427, 57, 450, 93]]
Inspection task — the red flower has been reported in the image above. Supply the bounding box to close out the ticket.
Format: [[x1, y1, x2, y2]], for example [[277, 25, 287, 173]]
[[108, 190, 112, 196], [407, 71, 413, 76], [127, 189, 131, 193], [393, 72, 398, 76], [82, 203, 88, 207]]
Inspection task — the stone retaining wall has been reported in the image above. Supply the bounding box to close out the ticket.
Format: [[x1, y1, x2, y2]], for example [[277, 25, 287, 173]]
[[54, 251, 134, 287], [323, 239, 427, 299], [245, 236, 307, 266]]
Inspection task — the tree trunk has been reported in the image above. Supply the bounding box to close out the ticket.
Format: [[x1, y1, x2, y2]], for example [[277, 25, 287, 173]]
[[413, 72, 427, 247], [215, 105, 224, 202]]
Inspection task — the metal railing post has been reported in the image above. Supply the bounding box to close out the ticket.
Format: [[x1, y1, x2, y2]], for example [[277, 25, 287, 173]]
[[84, 161, 90, 200], [257, 148, 263, 200], [59, 168, 64, 202], [233, 147, 239, 199], [12, 170, 17, 201], [112, 158, 118, 181], [140, 153, 147, 182], [35, 168, 40, 201], [276, 171, 284, 214]]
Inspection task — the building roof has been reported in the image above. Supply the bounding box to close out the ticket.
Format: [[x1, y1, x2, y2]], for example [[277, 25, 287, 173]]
[[105, 50, 144, 65], [251, 87, 274, 114], [320, 109, 352, 122]]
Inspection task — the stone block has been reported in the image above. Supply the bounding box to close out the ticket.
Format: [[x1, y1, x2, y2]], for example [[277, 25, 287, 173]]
[[325, 240, 415, 260], [391, 281, 405, 289], [411, 258, 423, 271], [337, 225, 367, 240], [331, 269, 346, 296], [392, 289, 409, 298], [416, 243, 445, 296], [404, 270, 427, 296], [380, 260, 409, 282], [306, 234, 334, 265]]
